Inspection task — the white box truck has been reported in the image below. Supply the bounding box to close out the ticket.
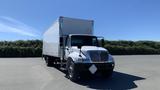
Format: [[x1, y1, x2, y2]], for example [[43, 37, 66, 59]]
[[43, 16, 115, 81]]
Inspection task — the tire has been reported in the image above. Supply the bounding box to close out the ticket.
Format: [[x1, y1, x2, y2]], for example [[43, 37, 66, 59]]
[[67, 59, 78, 81], [44, 56, 53, 67], [101, 69, 113, 78]]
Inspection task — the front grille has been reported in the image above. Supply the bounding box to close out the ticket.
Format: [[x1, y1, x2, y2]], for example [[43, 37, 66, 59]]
[[89, 51, 108, 62], [100, 51, 108, 61], [89, 51, 99, 62]]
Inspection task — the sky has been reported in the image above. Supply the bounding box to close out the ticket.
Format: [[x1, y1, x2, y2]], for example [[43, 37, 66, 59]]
[[0, 0, 160, 41]]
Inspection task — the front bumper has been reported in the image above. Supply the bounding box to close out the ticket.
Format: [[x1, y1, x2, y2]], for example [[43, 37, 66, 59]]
[[74, 62, 115, 74]]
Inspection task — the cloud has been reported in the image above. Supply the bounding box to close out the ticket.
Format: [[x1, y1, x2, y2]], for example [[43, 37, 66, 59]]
[[0, 16, 39, 37]]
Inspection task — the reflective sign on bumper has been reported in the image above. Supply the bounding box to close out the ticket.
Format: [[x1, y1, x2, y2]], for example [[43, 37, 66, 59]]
[[89, 64, 97, 74]]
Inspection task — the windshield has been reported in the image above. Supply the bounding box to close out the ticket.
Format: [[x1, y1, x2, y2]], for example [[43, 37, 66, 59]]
[[71, 35, 98, 46]]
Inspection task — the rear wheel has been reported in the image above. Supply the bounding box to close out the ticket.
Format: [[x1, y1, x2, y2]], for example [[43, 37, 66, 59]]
[[44, 56, 53, 67]]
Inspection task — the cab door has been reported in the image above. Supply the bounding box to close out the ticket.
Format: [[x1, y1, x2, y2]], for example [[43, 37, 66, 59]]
[[64, 36, 71, 60]]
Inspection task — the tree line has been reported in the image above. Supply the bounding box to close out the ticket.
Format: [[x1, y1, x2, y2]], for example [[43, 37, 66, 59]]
[[0, 40, 42, 57], [104, 40, 160, 55], [0, 40, 160, 57]]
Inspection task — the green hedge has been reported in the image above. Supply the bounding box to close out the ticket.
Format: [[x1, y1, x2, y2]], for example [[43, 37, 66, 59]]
[[0, 46, 42, 57], [0, 40, 42, 57], [104, 40, 160, 55], [0, 40, 160, 57]]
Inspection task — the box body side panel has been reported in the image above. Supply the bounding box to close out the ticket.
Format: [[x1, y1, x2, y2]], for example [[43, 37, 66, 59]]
[[43, 20, 60, 57]]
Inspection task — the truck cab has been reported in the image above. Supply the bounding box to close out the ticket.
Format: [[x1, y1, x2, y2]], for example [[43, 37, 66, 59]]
[[62, 34, 115, 81]]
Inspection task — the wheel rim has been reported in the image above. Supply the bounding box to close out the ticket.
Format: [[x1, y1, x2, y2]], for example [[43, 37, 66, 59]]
[[68, 62, 73, 78]]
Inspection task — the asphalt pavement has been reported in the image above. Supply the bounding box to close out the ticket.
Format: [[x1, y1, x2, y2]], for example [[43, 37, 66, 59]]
[[0, 55, 160, 90]]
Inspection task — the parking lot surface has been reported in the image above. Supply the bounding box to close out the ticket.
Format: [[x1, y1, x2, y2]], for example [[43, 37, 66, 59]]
[[0, 55, 160, 90]]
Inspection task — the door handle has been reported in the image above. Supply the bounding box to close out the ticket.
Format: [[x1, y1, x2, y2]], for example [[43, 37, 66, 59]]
[[66, 47, 69, 50]]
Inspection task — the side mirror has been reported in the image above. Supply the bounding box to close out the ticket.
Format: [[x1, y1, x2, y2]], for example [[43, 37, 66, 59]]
[[101, 39, 105, 47], [60, 43, 63, 46], [60, 37, 63, 46], [77, 44, 82, 57]]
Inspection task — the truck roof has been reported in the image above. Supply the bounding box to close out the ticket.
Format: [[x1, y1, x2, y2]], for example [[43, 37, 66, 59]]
[[60, 16, 94, 22], [68, 34, 96, 37]]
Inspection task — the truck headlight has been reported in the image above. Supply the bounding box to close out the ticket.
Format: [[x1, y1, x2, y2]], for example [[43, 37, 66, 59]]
[[77, 58, 83, 62], [108, 54, 114, 63]]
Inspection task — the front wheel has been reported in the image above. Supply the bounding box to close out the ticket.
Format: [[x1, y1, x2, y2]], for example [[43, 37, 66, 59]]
[[67, 60, 78, 81]]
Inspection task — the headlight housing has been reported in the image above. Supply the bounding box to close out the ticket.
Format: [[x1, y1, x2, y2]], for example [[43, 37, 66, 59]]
[[77, 57, 83, 62], [108, 54, 114, 63]]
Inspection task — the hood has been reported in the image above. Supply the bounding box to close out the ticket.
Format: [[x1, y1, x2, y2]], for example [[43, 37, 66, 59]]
[[71, 46, 108, 52]]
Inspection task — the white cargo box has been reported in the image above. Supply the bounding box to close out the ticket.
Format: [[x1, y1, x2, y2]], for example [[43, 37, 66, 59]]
[[43, 16, 94, 57]]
